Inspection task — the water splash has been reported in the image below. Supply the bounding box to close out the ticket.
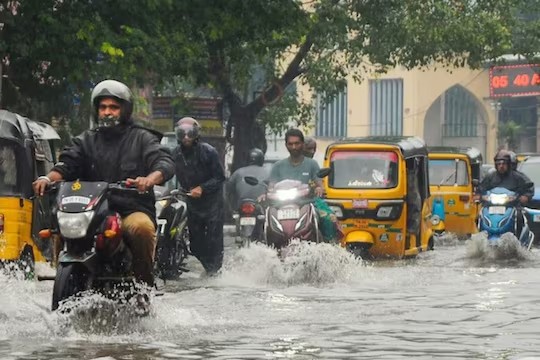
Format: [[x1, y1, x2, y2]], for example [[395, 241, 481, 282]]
[[434, 232, 461, 247], [217, 241, 367, 287], [465, 232, 532, 265]]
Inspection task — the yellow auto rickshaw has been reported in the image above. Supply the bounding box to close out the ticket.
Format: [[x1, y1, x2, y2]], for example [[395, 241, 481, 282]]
[[428, 146, 482, 238], [0, 110, 60, 272], [322, 136, 434, 259]]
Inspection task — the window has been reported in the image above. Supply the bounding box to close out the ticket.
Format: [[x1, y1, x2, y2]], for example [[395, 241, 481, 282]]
[[0, 144, 18, 195], [316, 87, 347, 138], [429, 159, 469, 186], [329, 151, 399, 189], [442, 86, 478, 137], [369, 79, 403, 136]]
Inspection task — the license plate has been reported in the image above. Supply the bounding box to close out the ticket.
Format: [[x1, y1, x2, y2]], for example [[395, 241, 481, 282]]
[[353, 199, 368, 208], [277, 208, 300, 220], [534, 214, 540, 222], [488, 206, 506, 215], [240, 217, 256, 225]]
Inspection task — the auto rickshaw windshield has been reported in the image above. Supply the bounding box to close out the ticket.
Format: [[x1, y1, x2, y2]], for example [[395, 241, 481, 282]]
[[429, 159, 469, 186], [329, 150, 398, 189], [0, 142, 19, 195]]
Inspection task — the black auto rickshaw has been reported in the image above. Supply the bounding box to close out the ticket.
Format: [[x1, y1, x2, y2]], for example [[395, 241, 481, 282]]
[[0, 110, 60, 272]]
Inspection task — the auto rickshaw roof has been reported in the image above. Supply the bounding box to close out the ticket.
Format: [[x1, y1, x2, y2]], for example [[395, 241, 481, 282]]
[[0, 109, 59, 144], [327, 136, 428, 159], [428, 146, 483, 164]]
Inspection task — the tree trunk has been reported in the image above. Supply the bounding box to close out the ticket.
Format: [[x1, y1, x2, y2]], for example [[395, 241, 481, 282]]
[[230, 106, 267, 173]]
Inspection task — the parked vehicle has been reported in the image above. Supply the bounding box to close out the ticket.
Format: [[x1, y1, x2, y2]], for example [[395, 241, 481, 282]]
[[478, 187, 534, 249], [428, 146, 482, 238], [322, 137, 434, 259]]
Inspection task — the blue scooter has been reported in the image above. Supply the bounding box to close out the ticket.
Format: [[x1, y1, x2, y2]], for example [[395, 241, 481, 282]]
[[478, 187, 534, 249]]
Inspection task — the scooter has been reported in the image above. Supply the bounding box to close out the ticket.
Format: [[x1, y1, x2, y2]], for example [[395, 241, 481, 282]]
[[478, 187, 534, 249], [244, 168, 331, 251], [154, 186, 190, 280], [431, 195, 446, 236], [39, 180, 147, 312], [232, 199, 265, 247]]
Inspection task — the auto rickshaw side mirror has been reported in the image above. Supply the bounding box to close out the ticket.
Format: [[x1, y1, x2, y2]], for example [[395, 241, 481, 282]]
[[317, 167, 331, 178]]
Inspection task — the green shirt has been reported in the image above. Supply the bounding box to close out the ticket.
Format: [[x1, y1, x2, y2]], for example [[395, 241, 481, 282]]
[[269, 157, 320, 185]]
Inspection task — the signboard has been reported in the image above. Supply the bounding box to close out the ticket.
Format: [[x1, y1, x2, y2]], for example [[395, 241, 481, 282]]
[[489, 64, 540, 98]]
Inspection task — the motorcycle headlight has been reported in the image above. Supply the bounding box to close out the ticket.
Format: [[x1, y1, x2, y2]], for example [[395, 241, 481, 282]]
[[431, 215, 441, 226], [489, 194, 509, 205], [276, 189, 299, 201], [57, 211, 94, 239]]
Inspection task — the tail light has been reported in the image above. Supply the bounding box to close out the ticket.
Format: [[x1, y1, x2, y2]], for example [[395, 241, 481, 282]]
[[459, 195, 470, 202], [241, 203, 256, 215], [0, 213, 4, 234], [96, 215, 123, 252]]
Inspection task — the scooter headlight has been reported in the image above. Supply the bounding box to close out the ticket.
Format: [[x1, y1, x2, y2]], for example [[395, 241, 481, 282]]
[[431, 215, 441, 226], [489, 194, 510, 205], [57, 211, 94, 239]]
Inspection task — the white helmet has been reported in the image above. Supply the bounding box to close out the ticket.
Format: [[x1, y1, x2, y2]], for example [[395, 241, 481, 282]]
[[91, 79, 134, 124]]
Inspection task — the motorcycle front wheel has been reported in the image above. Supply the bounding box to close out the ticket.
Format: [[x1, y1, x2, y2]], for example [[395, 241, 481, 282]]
[[52, 263, 92, 311]]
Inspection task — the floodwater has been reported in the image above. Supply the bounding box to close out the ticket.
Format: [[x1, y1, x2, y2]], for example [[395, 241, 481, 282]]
[[2, 234, 540, 360]]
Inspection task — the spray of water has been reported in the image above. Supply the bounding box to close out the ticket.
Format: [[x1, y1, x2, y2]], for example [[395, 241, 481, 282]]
[[465, 232, 532, 265], [217, 241, 368, 287]]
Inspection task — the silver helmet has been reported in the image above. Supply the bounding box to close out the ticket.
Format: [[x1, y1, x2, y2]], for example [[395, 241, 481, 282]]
[[91, 79, 134, 125]]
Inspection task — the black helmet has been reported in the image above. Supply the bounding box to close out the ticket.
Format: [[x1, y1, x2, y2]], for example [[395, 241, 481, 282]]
[[175, 117, 201, 143], [248, 148, 264, 166], [91, 80, 133, 125]]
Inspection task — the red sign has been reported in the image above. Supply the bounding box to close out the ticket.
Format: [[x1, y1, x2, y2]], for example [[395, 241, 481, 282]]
[[489, 64, 540, 98]]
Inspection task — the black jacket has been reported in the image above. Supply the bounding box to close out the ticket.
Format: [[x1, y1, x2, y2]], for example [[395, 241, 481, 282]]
[[173, 142, 225, 215], [476, 170, 534, 199], [52, 123, 175, 220]]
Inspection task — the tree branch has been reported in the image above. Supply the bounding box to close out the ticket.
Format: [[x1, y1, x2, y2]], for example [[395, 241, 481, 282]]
[[247, 32, 314, 116]]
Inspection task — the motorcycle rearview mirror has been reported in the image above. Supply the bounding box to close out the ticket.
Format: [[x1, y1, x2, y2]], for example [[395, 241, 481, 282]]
[[170, 189, 180, 196], [472, 179, 479, 187], [317, 167, 331, 178], [244, 176, 260, 186]]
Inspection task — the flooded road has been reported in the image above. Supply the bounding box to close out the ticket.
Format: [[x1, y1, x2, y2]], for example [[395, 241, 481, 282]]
[[2, 234, 540, 359]]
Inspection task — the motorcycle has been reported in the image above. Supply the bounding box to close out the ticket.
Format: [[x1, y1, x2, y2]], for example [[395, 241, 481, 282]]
[[244, 168, 331, 250], [39, 180, 148, 312], [478, 187, 535, 249], [154, 186, 190, 280], [232, 199, 265, 247]]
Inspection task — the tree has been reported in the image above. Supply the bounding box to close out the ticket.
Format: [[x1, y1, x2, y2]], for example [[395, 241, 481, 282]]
[[498, 120, 522, 151], [171, 0, 517, 171], [0, 0, 186, 134]]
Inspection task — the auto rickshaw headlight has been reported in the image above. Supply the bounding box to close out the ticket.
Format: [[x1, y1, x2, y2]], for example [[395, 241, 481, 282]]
[[329, 206, 343, 218], [57, 211, 94, 239], [431, 215, 441, 226]]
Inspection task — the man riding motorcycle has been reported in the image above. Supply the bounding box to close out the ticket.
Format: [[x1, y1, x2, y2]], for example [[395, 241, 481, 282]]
[[475, 149, 534, 237], [269, 129, 340, 242], [33, 80, 175, 296]]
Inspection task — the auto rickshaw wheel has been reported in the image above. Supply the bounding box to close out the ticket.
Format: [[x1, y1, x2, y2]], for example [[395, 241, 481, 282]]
[[18, 247, 35, 280], [52, 263, 92, 311]]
